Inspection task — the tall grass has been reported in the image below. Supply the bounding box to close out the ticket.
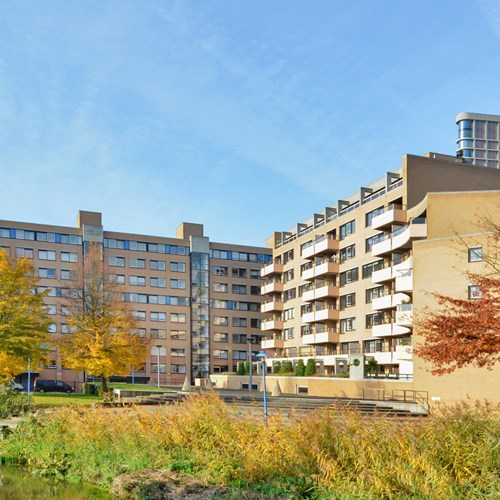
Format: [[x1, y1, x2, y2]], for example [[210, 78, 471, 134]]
[[0, 393, 498, 499]]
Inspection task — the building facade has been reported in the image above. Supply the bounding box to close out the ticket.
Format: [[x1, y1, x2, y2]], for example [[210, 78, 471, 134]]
[[456, 112, 500, 168], [0, 212, 272, 386], [260, 152, 500, 387]]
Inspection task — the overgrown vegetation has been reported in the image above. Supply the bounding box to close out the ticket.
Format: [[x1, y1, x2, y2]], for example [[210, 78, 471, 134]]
[[0, 390, 29, 418], [0, 393, 498, 498]]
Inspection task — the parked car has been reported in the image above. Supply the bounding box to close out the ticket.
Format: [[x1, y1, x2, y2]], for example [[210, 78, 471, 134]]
[[34, 380, 74, 393], [11, 382, 24, 393]]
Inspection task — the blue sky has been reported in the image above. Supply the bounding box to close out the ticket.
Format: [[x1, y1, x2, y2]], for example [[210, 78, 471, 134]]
[[1, 0, 499, 246]]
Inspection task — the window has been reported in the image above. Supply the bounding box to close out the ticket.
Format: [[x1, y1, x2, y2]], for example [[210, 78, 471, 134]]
[[214, 316, 228, 326], [284, 327, 295, 340], [211, 249, 228, 259], [150, 312, 166, 322], [46, 304, 57, 315], [15, 248, 34, 259], [284, 308, 295, 321], [365, 233, 385, 252], [129, 258, 146, 268], [214, 333, 228, 342], [340, 220, 355, 240], [151, 363, 167, 374], [232, 334, 247, 343], [362, 260, 384, 279], [232, 317, 247, 327], [340, 317, 356, 333], [213, 266, 228, 276], [150, 328, 167, 338], [468, 285, 482, 299], [340, 267, 359, 287], [366, 286, 385, 303], [171, 364, 186, 374], [61, 252, 78, 262], [339, 244, 355, 263], [136, 328, 147, 337], [232, 284, 247, 294], [134, 311, 146, 320], [108, 256, 125, 267], [250, 269, 260, 279], [130, 275, 146, 286], [468, 247, 483, 262], [171, 330, 186, 340], [250, 286, 260, 295], [39, 250, 56, 261], [109, 274, 125, 284], [170, 262, 186, 272], [150, 277, 166, 288], [365, 206, 384, 227], [232, 351, 247, 360], [38, 268, 56, 279], [171, 348, 186, 357], [283, 249, 294, 264], [214, 349, 228, 359], [150, 260, 166, 270], [250, 318, 261, 328], [170, 279, 186, 289], [284, 288, 296, 301], [232, 267, 247, 278], [283, 269, 294, 283], [340, 293, 356, 310], [129, 241, 147, 252], [213, 282, 228, 293], [171, 313, 186, 323], [366, 312, 384, 328]]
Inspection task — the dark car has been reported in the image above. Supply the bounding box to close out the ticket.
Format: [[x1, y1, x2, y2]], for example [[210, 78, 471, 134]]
[[34, 380, 74, 393]]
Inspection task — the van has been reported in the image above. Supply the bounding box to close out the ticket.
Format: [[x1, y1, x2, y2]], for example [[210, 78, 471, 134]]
[[34, 380, 74, 393]]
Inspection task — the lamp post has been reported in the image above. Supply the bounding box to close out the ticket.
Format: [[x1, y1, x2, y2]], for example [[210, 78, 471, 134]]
[[27, 356, 31, 402], [247, 336, 253, 397], [156, 345, 162, 389], [256, 352, 268, 425]]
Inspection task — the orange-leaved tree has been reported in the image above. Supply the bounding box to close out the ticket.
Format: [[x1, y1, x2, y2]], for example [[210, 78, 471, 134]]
[[415, 274, 500, 374], [58, 245, 148, 394], [0, 249, 51, 380], [415, 214, 500, 375]]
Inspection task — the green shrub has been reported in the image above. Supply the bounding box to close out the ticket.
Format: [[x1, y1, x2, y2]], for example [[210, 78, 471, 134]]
[[295, 359, 305, 376], [280, 361, 293, 373], [243, 361, 250, 375], [272, 362, 281, 374], [305, 359, 316, 376], [0, 389, 29, 418], [236, 362, 245, 376]]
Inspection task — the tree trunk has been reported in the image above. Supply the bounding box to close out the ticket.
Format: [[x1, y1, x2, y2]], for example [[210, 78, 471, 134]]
[[101, 375, 108, 395]]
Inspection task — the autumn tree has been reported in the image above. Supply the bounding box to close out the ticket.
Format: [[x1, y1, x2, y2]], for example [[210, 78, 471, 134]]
[[0, 249, 51, 380], [58, 245, 148, 394], [415, 211, 500, 375]]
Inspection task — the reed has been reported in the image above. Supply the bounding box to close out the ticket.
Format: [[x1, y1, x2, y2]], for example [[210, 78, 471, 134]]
[[0, 394, 498, 499]]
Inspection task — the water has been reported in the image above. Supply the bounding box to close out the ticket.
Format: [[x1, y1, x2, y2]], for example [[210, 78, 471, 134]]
[[0, 466, 112, 499]]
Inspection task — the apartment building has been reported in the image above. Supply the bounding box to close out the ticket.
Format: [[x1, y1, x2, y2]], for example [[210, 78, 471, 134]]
[[456, 112, 500, 168], [0, 211, 272, 386], [260, 152, 500, 382]]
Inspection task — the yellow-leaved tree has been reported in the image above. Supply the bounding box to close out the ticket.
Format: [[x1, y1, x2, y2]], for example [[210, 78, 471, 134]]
[[58, 245, 148, 394], [0, 249, 51, 380]]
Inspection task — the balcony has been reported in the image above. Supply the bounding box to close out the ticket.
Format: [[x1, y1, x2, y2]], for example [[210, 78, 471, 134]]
[[372, 293, 410, 311], [315, 307, 339, 322], [392, 219, 427, 251], [395, 344, 413, 361], [302, 267, 315, 281], [261, 261, 283, 278], [314, 260, 339, 277], [261, 300, 284, 313], [395, 269, 413, 292], [371, 219, 427, 257], [371, 205, 407, 230], [372, 265, 392, 284], [261, 317, 284, 331], [261, 280, 283, 295], [302, 283, 338, 301], [302, 236, 339, 259], [302, 330, 340, 345], [396, 303, 413, 327], [372, 322, 411, 338], [261, 336, 285, 349]]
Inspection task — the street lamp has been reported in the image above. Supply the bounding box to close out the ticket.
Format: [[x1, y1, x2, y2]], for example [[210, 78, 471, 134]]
[[156, 345, 162, 389], [247, 336, 253, 397], [27, 356, 31, 402], [256, 352, 268, 425]]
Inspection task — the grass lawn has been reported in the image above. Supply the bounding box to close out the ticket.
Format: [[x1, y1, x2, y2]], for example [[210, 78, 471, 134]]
[[31, 393, 102, 406]]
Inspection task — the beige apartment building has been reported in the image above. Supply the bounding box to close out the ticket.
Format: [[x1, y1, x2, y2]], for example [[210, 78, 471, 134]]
[[260, 153, 500, 402], [0, 212, 272, 387]]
